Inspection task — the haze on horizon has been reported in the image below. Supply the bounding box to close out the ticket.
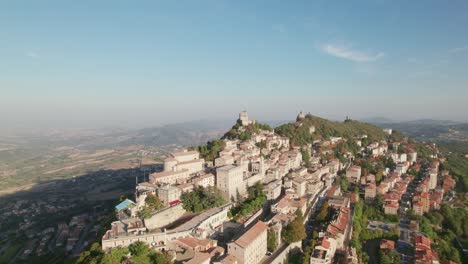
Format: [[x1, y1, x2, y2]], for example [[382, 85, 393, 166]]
[[1, 0, 468, 130]]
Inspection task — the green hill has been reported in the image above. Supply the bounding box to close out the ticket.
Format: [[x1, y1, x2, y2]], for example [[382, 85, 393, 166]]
[[275, 115, 388, 146]]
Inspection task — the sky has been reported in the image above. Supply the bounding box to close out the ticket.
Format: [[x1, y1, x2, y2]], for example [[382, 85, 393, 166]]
[[1, 0, 468, 129]]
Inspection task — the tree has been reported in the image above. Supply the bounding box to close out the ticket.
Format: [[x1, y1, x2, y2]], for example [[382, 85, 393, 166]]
[[140, 207, 152, 219], [129, 241, 150, 257], [76, 242, 104, 264], [282, 211, 306, 243], [150, 251, 173, 264], [301, 147, 311, 168], [145, 193, 164, 211], [267, 230, 278, 252], [181, 186, 226, 213], [337, 176, 349, 192], [316, 201, 330, 223]]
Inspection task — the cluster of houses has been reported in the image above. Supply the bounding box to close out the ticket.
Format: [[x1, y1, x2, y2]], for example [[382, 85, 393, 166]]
[[412, 161, 456, 216], [101, 111, 344, 264], [99, 111, 461, 264]]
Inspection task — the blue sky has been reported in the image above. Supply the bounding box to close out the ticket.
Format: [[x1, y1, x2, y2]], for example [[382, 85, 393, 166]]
[[1, 0, 468, 129]]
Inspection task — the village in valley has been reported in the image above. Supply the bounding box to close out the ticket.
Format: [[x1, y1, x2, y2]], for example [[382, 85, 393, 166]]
[[73, 111, 463, 264]]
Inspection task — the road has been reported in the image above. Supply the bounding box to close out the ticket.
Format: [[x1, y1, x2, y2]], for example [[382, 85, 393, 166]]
[[396, 175, 418, 264]]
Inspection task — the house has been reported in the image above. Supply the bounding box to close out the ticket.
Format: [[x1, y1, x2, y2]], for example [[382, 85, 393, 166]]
[[310, 236, 337, 264], [365, 183, 376, 202], [346, 166, 361, 183], [384, 201, 398, 215], [380, 239, 395, 249]]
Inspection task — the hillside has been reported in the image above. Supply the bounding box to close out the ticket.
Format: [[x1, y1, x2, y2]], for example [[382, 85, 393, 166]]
[[372, 120, 468, 142], [275, 115, 388, 146]]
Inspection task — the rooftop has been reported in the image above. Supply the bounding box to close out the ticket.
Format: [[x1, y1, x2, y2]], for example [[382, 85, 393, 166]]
[[233, 221, 268, 248]]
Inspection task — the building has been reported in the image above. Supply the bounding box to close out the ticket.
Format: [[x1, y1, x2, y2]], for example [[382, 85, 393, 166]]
[[428, 169, 438, 190], [216, 165, 245, 201], [292, 178, 307, 197], [193, 173, 215, 188], [365, 183, 376, 202], [227, 221, 268, 264], [414, 233, 439, 264], [163, 150, 204, 173], [310, 236, 337, 264], [383, 128, 392, 135], [380, 239, 395, 249], [346, 166, 361, 183], [264, 181, 282, 200], [239, 111, 255, 126], [384, 201, 399, 215], [157, 185, 182, 206], [150, 169, 190, 185]]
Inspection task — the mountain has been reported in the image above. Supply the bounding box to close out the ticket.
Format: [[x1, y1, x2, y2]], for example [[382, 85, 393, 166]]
[[120, 119, 232, 147]]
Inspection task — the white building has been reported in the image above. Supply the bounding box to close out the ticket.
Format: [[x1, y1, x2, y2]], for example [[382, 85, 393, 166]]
[[227, 221, 268, 264], [216, 165, 246, 201]]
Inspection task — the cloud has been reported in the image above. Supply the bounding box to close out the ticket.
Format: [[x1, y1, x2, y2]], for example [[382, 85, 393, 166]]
[[449, 45, 468, 53], [25, 51, 40, 58], [272, 24, 287, 33], [320, 44, 384, 62]]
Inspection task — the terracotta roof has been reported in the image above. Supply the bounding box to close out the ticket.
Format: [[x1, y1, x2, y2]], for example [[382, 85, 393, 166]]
[[234, 221, 268, 248], [380, 239, 395, 249], [316, 237, 331, 249]]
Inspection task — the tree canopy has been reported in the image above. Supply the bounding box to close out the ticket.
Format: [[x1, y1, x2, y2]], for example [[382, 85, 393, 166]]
[[181, 186, 226, 213], [282, 210, 306, 244]]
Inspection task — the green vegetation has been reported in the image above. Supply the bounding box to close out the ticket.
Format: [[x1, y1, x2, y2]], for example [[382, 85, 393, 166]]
[[362, 195, 399, 223], [145, 193, 164, 211], [336, 175, 349, 193], [181, 186, 226, 213], [229, 182, 267, 220], [136, 193, 164, 219], [223, 121, 272, 142], [300, 147, 311, 168], [76, 241, 172, 264], [0, 241, 23, 264], [275, 115, 387, 146], [282, 210, 306, 244], [267, 230, 278, 252], [300, 231, 319, 264], [316, 201, 333, 223], [198, 139, 226, 161], [440, 151, 468, 192], [379, 248, 401, 264], [350, 200, 399, 263], [418, 204, 468, 263]]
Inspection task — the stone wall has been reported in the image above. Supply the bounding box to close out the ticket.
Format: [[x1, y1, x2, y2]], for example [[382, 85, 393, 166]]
[[144, 204, 186, 230], [268, 241, 302, 264]]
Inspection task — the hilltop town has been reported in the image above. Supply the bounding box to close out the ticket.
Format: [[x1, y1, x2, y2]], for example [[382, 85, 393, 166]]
[[73, 111, 465, 264]]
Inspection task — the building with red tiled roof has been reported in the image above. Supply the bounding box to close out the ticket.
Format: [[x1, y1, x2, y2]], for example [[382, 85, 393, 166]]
[[325, 207, 350, 249], [384, 201, 399, 215], [414, 233, 439, 264], [310, 236, 337, 264], [379, 239, 395, 249], [227, 221, 268, 264]]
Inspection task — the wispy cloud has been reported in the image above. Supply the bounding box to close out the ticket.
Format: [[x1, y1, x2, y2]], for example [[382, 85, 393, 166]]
[[272, 24, 287, 33], [449, 45, 468, 53], [320, 44, 384, 62], [25, 51, 40, 59]]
